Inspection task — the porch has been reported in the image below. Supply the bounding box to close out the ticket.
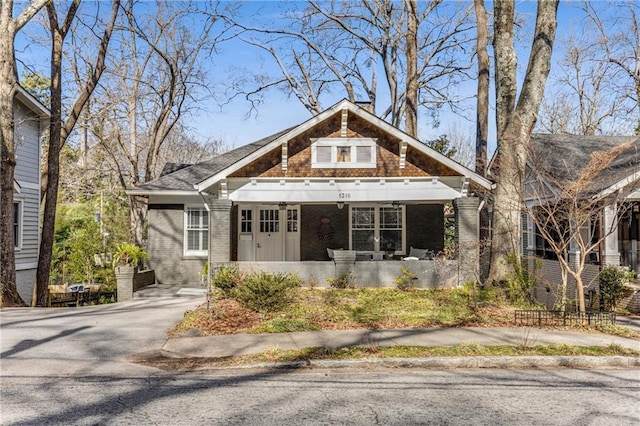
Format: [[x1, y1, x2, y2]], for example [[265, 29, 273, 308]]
[[207, 197, 480, 287]]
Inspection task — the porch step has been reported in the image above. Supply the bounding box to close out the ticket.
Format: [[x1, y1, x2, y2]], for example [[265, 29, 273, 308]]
[[134, 283, 205, 298]]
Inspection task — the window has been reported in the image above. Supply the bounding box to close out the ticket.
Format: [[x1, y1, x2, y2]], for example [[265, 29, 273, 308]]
[[380, 207, 402, 252], [311, 138, 376, 168], [259, 209, 279, 233], [350, 206, 404, 253], [352, 207, 375, 251], [287, 209, 298, 232], [185, 207, 208, 255], [240, 209, 252, 233], [13, 201, 22, 249]]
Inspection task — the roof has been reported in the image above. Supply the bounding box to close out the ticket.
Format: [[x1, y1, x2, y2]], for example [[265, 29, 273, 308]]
[[130, 127, 293, 193], [528, 134, 640, 198], [15, 85, 50, 119], [128, 99, 493, 196]]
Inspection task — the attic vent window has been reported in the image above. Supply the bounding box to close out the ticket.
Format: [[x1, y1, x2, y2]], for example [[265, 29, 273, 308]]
[[311, 138, 376, 168]]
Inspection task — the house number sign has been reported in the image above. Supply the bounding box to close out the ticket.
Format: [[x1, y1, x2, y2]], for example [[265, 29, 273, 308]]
[[338, 192, 351, 199]]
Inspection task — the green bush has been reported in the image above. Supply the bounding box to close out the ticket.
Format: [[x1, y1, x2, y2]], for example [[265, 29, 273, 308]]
[[232, 271, 302, 313], [504, 253, 538, 305], [394, 267, 418, 291], [598, 266, 634, 310], [327, 271, 356, 289], [211, 263, 241, 295]]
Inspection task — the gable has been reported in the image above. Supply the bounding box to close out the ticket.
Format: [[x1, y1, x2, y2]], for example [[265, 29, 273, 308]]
[[229, 109, 460, 179]]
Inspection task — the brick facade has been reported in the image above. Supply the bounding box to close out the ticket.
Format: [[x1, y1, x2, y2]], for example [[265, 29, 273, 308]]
[[406, 204, 445, 253], [300, 204, 350, 260], [147, 204, 206, 285]]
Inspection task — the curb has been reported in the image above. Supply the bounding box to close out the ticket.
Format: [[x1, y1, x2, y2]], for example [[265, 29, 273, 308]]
[[195, 356, 640, 371]]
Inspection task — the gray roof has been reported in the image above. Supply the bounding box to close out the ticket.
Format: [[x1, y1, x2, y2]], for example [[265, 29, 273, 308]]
[[134, 127, 294, 192], [529, 134, 640, 196]]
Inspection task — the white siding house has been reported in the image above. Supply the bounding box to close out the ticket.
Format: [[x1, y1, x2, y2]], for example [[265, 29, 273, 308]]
[[12, 86, 49, 305]]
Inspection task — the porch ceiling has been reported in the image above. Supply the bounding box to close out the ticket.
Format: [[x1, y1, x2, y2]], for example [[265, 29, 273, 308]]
[[228, 178, 462, 203]]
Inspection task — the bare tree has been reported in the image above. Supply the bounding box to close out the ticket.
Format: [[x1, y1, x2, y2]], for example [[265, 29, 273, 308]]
[[91, 0, 220, 245], [0, 0, 50, 307], [487, 0, 559, 285], [584, 1, 640, 134], [537, 33, 630, 135], [34, 0, 120, 307], [222, 1, 474, 138]]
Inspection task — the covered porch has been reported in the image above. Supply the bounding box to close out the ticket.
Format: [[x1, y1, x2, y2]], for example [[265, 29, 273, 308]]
[[205, 176, 480, 287]]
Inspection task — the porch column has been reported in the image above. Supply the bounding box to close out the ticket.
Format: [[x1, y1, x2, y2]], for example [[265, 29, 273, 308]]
[[568, 224, 582, 271], [209, 200, 233, 266], [454, 197, 479, 284], [602, 202, 620, 266]]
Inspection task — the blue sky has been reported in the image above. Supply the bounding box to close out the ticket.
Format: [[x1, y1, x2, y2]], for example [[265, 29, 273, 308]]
[[14, 1, 633, 155]]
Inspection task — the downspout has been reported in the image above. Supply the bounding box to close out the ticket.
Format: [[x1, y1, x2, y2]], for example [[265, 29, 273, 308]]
[[198, 191, 211, 293]]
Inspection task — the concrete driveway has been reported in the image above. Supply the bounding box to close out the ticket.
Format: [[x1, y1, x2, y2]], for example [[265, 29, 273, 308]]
[[0, 296, 202, 377]]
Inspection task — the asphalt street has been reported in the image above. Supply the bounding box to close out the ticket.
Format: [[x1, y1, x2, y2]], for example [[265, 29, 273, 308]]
[[2, 368, 639, 425]]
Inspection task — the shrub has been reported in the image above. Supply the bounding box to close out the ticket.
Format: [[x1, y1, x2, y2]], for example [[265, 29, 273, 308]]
[[327, 271, 356, 289], [394, 267, 418, 291], [598, 266, 634, 310], [232, 271, 302, 313], [504, 253, 538, 305], [211, 263, 242, 295]]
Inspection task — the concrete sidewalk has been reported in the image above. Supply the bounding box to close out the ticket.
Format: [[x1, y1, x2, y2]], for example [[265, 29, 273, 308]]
[[162, 326, 640, 359]]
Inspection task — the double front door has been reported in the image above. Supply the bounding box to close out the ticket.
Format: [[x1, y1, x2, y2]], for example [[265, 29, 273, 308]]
[[238, 205, 300, 261]]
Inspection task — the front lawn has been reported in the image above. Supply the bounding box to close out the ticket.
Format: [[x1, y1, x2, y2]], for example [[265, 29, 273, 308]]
[[170, 287, 518, 336]]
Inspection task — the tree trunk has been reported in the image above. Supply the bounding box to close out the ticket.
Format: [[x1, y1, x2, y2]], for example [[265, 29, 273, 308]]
[[487, 0, 559, 285], [0, 9, 25, 307], [404, 0, 418, 138], [474, 0, 489, 175], [37, 1, 118, 306], [130, 195, 147, 247], [36, 9, 64, 306]]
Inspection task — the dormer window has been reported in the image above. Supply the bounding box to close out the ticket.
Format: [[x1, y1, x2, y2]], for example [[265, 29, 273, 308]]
[[311, 138, 376, 168]]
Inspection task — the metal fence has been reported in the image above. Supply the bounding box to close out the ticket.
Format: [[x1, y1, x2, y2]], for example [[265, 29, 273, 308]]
[[514, 310, 616, 327]]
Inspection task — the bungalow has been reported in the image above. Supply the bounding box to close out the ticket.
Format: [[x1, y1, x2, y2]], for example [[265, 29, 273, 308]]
[[522, 134, 640, 311], [128, 100, 492, 288]]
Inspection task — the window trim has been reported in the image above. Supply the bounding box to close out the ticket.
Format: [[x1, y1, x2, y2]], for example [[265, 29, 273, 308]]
[[13, 199, 23, 251], [183, 205, 209, 257], [348, 204, 406, 254], [311, 138, 377, 168]]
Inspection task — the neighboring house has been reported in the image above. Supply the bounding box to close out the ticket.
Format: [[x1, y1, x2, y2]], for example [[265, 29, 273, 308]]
[[11, 86, 50, 305], [521, 134, 640, 311], [128, 100, 492, 287]]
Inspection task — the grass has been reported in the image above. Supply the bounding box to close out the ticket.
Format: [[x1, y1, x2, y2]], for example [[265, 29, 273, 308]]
[[169, 286, 638, 340], [152, 287, 640, 370], [140, 343, 640, 371], [170, 287, 518, 337]]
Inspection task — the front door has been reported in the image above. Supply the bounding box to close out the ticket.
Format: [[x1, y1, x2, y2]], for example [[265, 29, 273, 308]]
[[256, 207, 283, 261]]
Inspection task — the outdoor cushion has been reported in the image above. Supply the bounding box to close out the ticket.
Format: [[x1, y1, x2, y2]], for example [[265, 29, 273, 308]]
[[326, 248, 343, 259], [409, 247, 428, 259]]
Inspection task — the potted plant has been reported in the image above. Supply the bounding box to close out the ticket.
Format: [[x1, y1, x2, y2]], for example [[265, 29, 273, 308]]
[[384, 241, 396, 259], [113, 243, 149, 302], [112, 243, 148, 271]]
